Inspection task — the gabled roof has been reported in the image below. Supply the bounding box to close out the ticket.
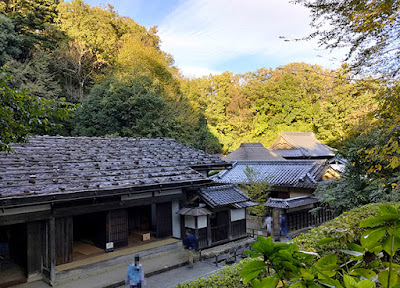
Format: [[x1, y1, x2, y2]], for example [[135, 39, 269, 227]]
[[223, 143, 285, 162], [176, 207, 212, 216], [199, 184, 257, 208], [0, 136, 228, 206], [211, 160, 329, 189], [269, 132, 335, 158], [264, 196, 319, 209]]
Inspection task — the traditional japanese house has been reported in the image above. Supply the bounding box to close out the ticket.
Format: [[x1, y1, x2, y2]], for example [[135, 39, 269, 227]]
[[0, 136, 229, 286], [212, 160, 339, 235], [268, 132, 336, 160], [212, 160, 339, 199], [264, 196, 334, 234], [177, 184, 256, 249]]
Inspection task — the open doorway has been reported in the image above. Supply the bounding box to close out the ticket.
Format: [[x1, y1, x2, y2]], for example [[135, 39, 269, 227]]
[[127, 205, 154, 245], [0, 224, 27, 287], [72, 212, 105, 261]]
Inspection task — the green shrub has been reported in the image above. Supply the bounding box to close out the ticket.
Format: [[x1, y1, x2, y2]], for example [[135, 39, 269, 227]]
[[173, 260, 251, 288], [241, 204, 400, 288], [293, 202, 400, 256]]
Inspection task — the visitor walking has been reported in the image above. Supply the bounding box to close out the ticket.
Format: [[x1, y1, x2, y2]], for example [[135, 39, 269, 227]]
[[278, 215, 291, 241], [264, 213, 273, 237], [125, 255, 145, 287], [183, 229, 196, 268]]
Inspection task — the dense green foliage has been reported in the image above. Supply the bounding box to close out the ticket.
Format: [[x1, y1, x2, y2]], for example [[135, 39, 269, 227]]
[[182, 64, 377, 153], [0, 68, 73, 151], [316, 134, 400, 215], [294, 202, 400, 254], [241, 204, 400, 287], [0, 0, 221, 151], [174, 261, 251, 288], [73, 73, 221, 151], [0, 0, 396, 168]]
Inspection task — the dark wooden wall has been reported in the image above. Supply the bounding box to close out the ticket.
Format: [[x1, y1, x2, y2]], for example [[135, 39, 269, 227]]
[[106, 209, 128, 248], [156, 202, 172, 238], [55, 217, 73, 265]]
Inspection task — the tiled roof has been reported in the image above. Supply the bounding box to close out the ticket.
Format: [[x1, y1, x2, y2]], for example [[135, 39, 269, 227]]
[[211, 160, 328, 188], [199, 184, 256, 208], [269, 132, 335, 158], [176, 207, 212, 216], [223, 143, 285, 162], [0, 136, 228, 205], [264, 196, 319, 209]]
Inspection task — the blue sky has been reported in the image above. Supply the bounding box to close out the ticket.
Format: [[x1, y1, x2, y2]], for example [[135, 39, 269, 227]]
[[79, 0, 346, 77]]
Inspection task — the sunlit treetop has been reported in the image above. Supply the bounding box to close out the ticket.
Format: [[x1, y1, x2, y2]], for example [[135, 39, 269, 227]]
[[295, 0, 400, 79]]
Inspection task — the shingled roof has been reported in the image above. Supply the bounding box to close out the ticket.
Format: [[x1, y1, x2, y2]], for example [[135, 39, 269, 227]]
[[269, 132, 335, 159], [0, 136, 228, 207], [211, 160, 328, 189], [199, 184, 257, 208], [223, 143, 285, 162], [264, 196, 319, 209]]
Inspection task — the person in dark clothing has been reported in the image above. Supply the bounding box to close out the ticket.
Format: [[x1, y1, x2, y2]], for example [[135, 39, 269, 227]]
[[278, 215, 291, 241], [183, 230, 196, 268]]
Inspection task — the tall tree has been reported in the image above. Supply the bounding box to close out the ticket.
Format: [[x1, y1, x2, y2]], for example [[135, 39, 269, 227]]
[[294, 0, 400, 78], [0, 0, 62, 58], [0, 68, 74, 151], [56, 0, 168, 102], [0, 14, 21, 66], [6, 51, 62, 99], [73, 73, 221, 152]]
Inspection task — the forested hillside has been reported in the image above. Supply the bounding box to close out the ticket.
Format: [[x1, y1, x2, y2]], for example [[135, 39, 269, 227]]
[[0, 0, 221, 152], [182, 63, 378, 153], [0, 0, 386, 155]]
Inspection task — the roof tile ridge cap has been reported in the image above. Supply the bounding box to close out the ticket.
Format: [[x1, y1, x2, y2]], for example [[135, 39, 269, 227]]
[[269, 197, 286, 201], [287, 195, 310, 201]]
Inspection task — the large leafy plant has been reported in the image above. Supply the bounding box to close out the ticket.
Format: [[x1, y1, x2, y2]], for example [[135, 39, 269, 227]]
[[240, 205, 400, 288]]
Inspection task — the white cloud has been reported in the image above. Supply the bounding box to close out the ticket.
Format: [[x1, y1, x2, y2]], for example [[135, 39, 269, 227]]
[[159, 0, 346, 76]]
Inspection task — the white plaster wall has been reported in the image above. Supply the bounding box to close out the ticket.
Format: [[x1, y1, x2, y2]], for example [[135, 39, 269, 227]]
[[231, 208, 245, 221], [185, 216, 196, 229], [198, 215, 207, 228], [172, 201, 181, 238]]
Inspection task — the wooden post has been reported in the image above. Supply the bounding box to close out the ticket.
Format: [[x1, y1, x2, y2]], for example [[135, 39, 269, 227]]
[[194, 217, 199, 250], [49, 217, 56, 285], [228, 210, 232, 241], [207, 216, 212, 246]]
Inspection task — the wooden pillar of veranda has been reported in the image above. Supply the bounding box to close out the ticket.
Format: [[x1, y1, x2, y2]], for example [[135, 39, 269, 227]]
[[49, 217, 56, 285], [207, 216, 212, 246]]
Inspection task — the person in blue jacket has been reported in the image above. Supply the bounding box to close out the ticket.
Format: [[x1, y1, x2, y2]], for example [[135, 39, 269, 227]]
[[126, 255, 144, 288], [183, 229, 196, 268], [278, 215, 292, 241]]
